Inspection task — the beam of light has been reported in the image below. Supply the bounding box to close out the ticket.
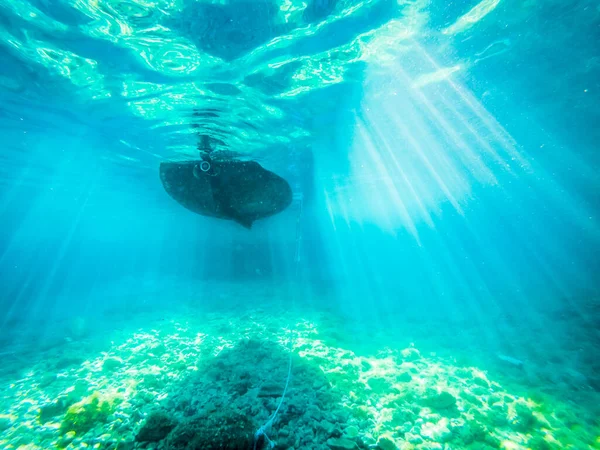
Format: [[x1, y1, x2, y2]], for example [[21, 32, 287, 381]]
[[355, 115, 421, 241], [442, 0, 502, 36], [411, 43, 600, 246], [313, 36, 600, 325], [359, 110, 435, 230], [413, 43, 531, 170]]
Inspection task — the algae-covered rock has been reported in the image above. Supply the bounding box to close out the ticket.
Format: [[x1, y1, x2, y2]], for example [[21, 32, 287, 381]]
[[167, 407, 253, 449], [420, 421, 453, 442], [391, 407, 416, 426], [39, 397, 70, 424], [405, 432, 423, 444], [367, 376, 391, 393], [317, 419, 336, 436], [484, 433, 502, 448], [376, 434, 398, 450], [352, 405, 370, 420], [136, 411, 176, 442], [327, 437, 358, 450], [527, 435, 554, 450], [420, 443, 442, 450], [102, 356, 124, 372], [0, 415, 12, 431], [472, 374, 490, 388], [453, 421, 487, 445], [39, 372, 58, 388], [56, 430, 76, 447], [508, 403, 538, 432], [59, 393, 118, 435], [401, 348, 421, 361], [397, 371, 412, 382], [423, 391, 457, 411], [344, 425, 359, 438]]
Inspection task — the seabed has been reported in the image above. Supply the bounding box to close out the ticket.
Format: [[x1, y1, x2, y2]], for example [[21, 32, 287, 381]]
[[0, 280, 598, 450]]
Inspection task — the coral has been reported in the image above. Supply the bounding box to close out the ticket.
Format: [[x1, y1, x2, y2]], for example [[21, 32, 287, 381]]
[[59, 393, 118, 435], [136, 410, 176, 443]]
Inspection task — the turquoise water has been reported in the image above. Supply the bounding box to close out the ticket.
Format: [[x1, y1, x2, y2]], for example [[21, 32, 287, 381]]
[[1, 0, 599, 449]]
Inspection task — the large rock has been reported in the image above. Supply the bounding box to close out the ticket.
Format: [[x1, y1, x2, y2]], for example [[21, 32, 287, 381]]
[[136, 411, 176, 443], [327, 437, 358, 450], [168, 408, 253, 450], [423, 391, 457, 411], [376, 435, 398, 450]]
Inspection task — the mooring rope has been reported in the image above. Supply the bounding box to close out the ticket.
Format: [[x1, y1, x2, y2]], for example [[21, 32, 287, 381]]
[[253, 191, 304, 450]]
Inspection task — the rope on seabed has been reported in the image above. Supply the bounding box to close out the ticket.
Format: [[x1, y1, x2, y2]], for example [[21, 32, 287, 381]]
[[252, 192, 304, 450]]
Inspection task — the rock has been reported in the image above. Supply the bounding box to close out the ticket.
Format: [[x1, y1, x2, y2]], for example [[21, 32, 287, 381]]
[[149, 343, 166, 356], [423, 391, 457, 411], [509, 403, 538, 432], [73, 378, 90, 395], [473, 375, 490, 388], [327, 437, 358, 450], [56, 430, 76, 447], [420, 421, 452, 442], [405, 432, 423, 444], [318, 420, 336, 436], [102, 357, 124, 372], [454, 421, 487, 445], [377, 436, 398, 450], [391, 408, 416, 426], [401, 348, 421, 361], [471, 386, 488, 396], [460, 391, 483, 406], [55, 354, 84, 370], [313, 379, 326, 390], [420, 443, 442, 450], [204, 402, 217, 413], [376, 435, 398, 450], [489, 410, 508, 427], [306, 405, 323, 421], [59, 393, 117, 435], [39, 398, 70, 423], [345, 425, 359, 438], [0, 416, 12, 431], [527, 435, 552, 450], [143, 373, 162, 388], [39, 372, 58, 388], [168, 407, 253, 449], [488, 394, 503, 406], [352, 405, 370, 420], [258, 383, 285, 398], [136, 411, 176, 442], [367, 377, 391, 393], [111, 441, 135, 450], [397, 372, 412, 382], [485, 434, 502, 448]]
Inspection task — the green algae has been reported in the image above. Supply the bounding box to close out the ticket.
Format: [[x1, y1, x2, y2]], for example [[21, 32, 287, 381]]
[[59, 393, 120, 435]]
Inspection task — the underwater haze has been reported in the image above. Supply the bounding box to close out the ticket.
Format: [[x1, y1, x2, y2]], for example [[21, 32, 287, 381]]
[[1, 0, 600, 449]]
